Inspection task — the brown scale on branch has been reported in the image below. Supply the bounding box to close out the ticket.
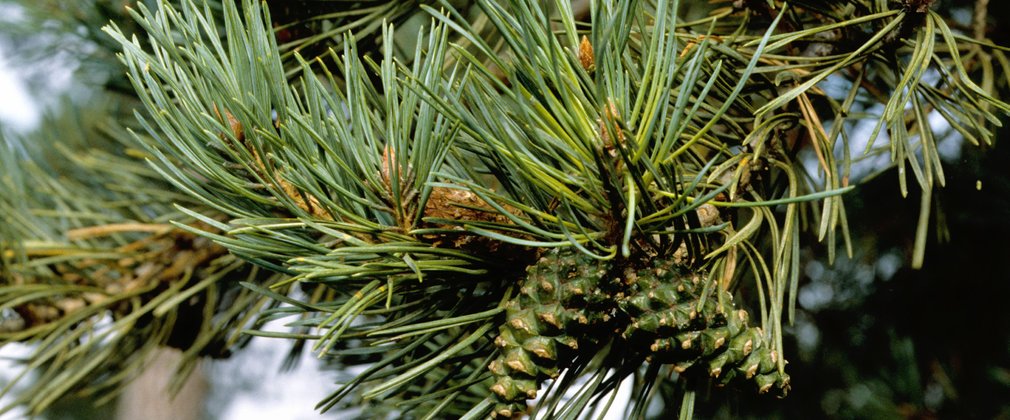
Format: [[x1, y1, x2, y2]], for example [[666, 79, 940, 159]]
[[904, 0, 935, 14], [215, 102, 529, 257], [215, 106, 530, 261], [578, 35, 595, 73], [423, 187, 516, 228], [598, 99, 624, 157], [213, 105, 330, 220], [377, 145, 420, 231], [376, 145, 534, 262], [422, 186, 524, 256], [595, 98, 628, 205], [4, 223, 228, 347]]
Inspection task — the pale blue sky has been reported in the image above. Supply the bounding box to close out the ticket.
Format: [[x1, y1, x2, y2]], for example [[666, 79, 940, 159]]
[[0, 44, 38, 131]]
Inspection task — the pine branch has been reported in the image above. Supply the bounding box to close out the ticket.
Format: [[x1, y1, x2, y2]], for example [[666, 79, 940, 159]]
[[2, 0, 1006, 418], [0, 110, 284, 416]]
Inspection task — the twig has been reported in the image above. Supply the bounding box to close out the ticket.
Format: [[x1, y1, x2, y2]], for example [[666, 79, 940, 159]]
[[66, 223, 174, 240], [974, 0, 990, 40]]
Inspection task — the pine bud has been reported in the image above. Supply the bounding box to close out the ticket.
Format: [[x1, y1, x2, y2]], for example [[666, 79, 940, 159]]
[[578, 35, 594, 72]]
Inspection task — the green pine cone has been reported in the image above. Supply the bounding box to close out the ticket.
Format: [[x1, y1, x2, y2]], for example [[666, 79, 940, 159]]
[[489, 249, 617, 416], [617, 259, 790, 395], [489, 249, 790, 417]]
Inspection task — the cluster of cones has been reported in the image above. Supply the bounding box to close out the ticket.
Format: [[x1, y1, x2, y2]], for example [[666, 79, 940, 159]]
[[488, 248, 790, 417]]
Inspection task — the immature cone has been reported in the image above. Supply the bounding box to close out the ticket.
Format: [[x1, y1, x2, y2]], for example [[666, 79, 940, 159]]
[[489, 249, 618, 418], [618, 259, 791, 394], [489, 249, 789, 417]]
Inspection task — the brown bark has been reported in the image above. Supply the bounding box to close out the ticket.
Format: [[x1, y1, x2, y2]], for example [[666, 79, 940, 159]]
[[116, 348, 208, 420]]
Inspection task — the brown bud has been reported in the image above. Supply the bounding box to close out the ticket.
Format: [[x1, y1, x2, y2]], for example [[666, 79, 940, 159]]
[[212, 104, 244, 141], [598, 100, 624, 151], [380, 145, 411, 191], [695, 203, 721, 227], [578, 35, 594, 72]]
